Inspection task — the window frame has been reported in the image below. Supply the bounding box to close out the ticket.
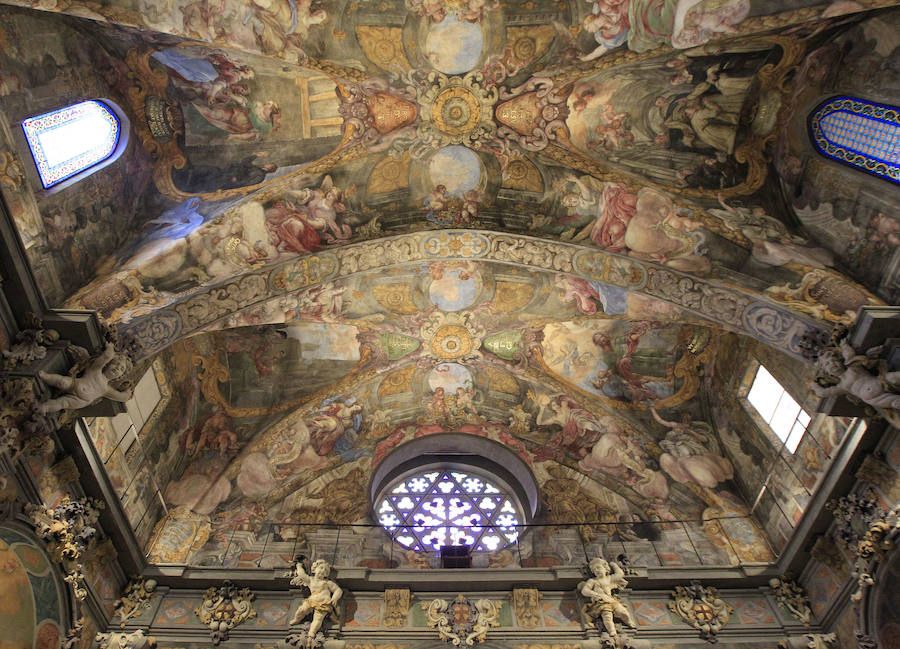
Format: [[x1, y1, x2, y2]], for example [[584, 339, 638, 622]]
[[18, 98, 130, 194], [739, 362, 812, 455], [808, 95, 900, 185]]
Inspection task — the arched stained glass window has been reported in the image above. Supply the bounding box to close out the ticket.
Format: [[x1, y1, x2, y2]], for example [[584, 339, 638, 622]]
[[22, 100, 122, 189], [376, 469, 523, 553], [808, 96, 900, 185]]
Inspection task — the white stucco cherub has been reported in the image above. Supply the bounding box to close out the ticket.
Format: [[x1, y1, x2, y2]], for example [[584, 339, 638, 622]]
[[581, 557, 637, 637], [37, 343, 133, 414], [288, 557, 343, 644], [812, 337, 900, 417]]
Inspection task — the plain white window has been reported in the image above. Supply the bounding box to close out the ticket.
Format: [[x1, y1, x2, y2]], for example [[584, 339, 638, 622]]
[[747, 365, 811, 453]]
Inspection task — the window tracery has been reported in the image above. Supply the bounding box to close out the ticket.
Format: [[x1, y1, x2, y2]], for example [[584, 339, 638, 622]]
[[376, 469, 523, 553]]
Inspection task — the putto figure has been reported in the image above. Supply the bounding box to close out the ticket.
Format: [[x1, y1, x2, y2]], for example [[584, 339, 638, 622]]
[[580, 557, 637, 638], [813, 336, 900, 420], [287, 557, 343, 644], [37, 342, 132, 414]]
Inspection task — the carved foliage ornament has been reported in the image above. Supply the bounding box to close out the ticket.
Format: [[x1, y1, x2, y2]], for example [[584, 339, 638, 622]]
[[423, 594, 502, 645], [669, 581, 733, 643], [513, 588, 542, 629], [383, 588, 411, 628], [195, 580, 256, 645], [113, 577, 158, 627], [26, 496, 104, 600], [768, 577, 811, 626], [96, 630, 157, 649]]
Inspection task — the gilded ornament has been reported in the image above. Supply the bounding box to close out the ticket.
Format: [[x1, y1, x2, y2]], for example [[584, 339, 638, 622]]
[[113, 577, 158, 627], [372, 284, 420, 314], [409, 70, 498, 155], [669, 581, 733, 642], [501, 158, 544, 193], [2, 314, 59, 367], [195, 580, 257, 645], [505, 26, 554, 66], [355, 26, 412, 73], [26, 496, 105, 600], [368, 153, 411, 195], [423, 594, 502, 645], [513, 588, 542, 628], [431, 325, 474, 359], [421, 312, 484, 362], [383, 588, 411, 628], [492, 281, 535, 312], [378, 365, 418, 396]]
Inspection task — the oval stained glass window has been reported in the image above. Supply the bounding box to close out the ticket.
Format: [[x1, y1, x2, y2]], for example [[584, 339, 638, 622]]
[[376, 469, 523, 553], [808, 96, 900, 185], [22, 100, 121, 189]]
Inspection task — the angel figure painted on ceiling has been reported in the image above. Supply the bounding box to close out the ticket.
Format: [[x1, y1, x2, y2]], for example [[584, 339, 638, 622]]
[[580, 0, 750, 61], [651, 407, 733, 488], [265, 175, 351, 255], [287, 557, 343, 644]]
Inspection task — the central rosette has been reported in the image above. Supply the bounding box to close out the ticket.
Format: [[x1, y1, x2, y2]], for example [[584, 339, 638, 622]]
[[433, 86, 481, 136], [413, 71, 498, 152], [420, 311, 485, 362], [430, 324, 473, 359]]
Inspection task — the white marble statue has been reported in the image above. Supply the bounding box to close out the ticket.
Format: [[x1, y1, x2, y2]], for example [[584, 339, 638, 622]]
[[581, 558, 636, 637], [813, 338, 900, 415], [288, 558, 343, 643], [37, 343, 133, 414]]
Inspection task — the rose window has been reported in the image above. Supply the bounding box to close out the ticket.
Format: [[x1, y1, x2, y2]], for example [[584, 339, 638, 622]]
[[376, 469, 523, 553]]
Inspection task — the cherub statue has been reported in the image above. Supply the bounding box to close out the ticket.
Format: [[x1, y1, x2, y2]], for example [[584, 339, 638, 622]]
[[580, 557, 636, 637], [37, 343, 133, 414], [812, 336, 900, 418], [287, 557, 343, 645]]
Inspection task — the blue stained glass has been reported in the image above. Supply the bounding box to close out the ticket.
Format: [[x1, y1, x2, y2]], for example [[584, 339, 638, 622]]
[[22, 100, 121, 189], [808, 96, 900, 185]]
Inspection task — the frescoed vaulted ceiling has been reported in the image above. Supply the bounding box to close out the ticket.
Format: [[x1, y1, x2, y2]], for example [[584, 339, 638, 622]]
[[1, 0, 898, 567]]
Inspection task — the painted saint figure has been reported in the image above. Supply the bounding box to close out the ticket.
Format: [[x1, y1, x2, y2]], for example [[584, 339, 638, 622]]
[[288, 558, 343, 643]]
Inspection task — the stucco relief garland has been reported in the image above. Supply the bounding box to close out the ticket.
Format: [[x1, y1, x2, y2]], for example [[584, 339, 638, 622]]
[[119, 231, 830, 360]]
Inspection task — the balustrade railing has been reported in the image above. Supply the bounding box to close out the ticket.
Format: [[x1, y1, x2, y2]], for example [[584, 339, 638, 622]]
[[145, 516, 778, 570]]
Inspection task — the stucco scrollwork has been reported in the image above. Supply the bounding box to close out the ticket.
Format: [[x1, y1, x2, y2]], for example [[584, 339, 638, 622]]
[[195, 580, 257, 645], [96, 630, 157, 649], [1, 314, 59, 367], [26, 496, 104, 600], [513, 588, 542, 629], [669, 580, 733, 643], [768, 577, 811, 626], [423, 594, 502, 646], [383, 588, 411, 628], [113, 577, 158, 627]]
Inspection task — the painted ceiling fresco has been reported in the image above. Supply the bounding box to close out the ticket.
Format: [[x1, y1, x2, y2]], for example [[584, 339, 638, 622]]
[[1, 0, 898, 568]]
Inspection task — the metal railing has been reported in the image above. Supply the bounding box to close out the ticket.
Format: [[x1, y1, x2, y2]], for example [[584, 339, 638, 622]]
[[146, 515, 778, 570]]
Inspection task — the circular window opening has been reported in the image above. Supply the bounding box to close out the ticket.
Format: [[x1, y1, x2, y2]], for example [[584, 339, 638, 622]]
[[376, 467, 525, 553]]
